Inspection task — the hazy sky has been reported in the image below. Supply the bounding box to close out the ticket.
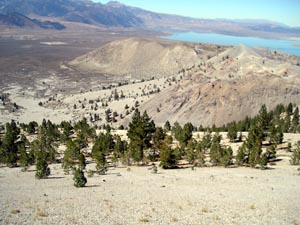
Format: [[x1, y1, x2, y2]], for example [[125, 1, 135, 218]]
[[93, 0, 300, 27]]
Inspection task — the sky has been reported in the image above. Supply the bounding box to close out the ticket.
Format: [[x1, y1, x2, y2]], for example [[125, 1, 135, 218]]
[[92, 0, 300, 27]]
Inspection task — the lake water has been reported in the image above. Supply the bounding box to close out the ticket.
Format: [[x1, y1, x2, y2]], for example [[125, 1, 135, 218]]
[[164, 32, 300, 56]]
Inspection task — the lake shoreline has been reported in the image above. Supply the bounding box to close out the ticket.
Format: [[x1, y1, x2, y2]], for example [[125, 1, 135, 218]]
[[162, 31, 300, 56]]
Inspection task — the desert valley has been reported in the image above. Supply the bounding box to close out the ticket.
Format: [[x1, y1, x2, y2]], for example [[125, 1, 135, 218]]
[[1, 0, 300, 224]]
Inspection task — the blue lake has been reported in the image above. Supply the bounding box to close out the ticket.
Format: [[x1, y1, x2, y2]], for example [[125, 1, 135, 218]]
[[164, 32, 300, 56]]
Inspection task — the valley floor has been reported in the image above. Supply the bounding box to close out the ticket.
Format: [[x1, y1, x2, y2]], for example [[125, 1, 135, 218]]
[[1, 148, 299, 225]]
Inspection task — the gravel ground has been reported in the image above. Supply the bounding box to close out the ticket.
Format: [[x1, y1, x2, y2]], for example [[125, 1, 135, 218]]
[[1, 149, 300, 225]]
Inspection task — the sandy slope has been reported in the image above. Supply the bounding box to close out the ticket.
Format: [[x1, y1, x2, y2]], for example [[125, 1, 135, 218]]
[[0, 134, 300, 225], [69, 38, 220, 79], [0, 157, 299, 225]]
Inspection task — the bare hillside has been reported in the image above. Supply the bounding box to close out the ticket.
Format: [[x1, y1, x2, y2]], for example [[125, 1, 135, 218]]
[[69, 38, 221, 79], [140, 46, 300, 126]]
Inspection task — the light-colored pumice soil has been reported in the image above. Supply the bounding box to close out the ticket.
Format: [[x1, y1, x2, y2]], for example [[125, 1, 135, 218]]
[[1, 134, 300, 225]]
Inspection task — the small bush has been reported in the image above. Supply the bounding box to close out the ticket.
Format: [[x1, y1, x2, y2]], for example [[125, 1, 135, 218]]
[[87, 169, 94, 178]]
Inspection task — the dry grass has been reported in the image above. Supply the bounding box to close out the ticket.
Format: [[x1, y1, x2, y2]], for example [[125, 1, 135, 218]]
[[138, 217, 150, 223], [37, 209, 48, 217], [250, 204, 255, 210], [10, 209, 20, 214], [202, 207, 209, 213]]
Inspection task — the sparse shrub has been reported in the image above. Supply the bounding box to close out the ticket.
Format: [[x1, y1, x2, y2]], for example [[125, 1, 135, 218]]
[[87, 169, 94, 178], [151, 164, 158, 174]]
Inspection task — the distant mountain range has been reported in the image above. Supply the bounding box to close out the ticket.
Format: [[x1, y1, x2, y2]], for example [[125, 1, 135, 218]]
[[0, 12, 65, 30], [0, 0, 299, 37]]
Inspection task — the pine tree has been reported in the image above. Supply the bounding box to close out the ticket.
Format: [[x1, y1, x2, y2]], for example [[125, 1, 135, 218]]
[[164, 120, 171, 132], [292, 106, 299, 132], [236, 125, 265, 168], [196, 142, 205, 167], [290, 141, 300, 165], [236, 144, 246, 165], [35, 150, 50, 179], [287, 103, 293, 116], [171, 122, 193, 147], [151, 127, 165, 161], [220, 146, 233, 167], [227, 123, 237, 142], [114, 135, 127, 159], [181, 123, 194, 147], [31, 124, 57, 163], [186, 139, 197, 164], [127, 109, 155, 164], [209, 133, 222, 165], [18, 134, 34, 171], [62, 139, 84, 174], [60, 121, 73, 143], [74, 118, 96, 146], [257, 104, 270, 140], [200, 131, 212, 151], [269, 124, 283, 145], [159, 136, 177, 169], [0, 121, 20, 167], [73, 167, 87, 187]]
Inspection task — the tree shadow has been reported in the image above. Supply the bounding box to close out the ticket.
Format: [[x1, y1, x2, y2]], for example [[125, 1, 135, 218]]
[[47, 176, 65, 179], [84, 184, 101, 188], [269, 158, 283, 162]]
